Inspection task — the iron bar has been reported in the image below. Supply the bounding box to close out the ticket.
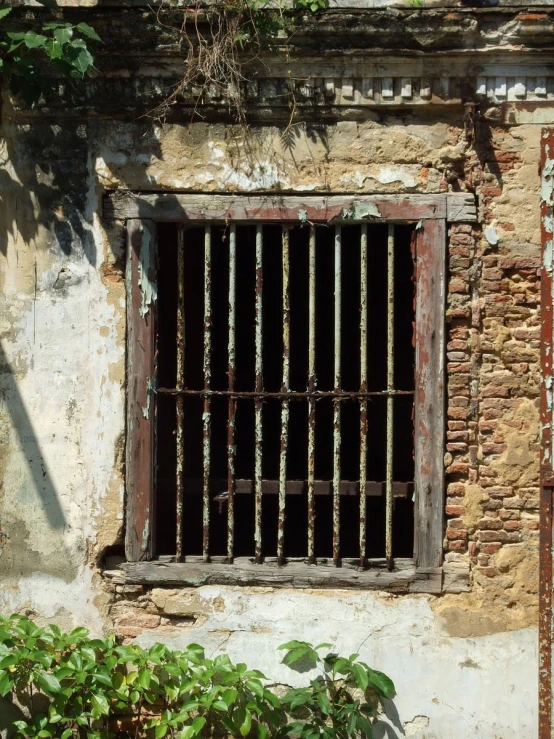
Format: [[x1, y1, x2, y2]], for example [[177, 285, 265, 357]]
[[278, 228, 290, 566], [157, 388, 414, 398], [359, 223, 368, 568], [307, 224, 316, 564], [202, 226, 212, 562], [175, 226, 185, 562], [333, 225, 341, 566], [227, 224, 237, 562], [254, 224, 263, 563], [386, 223, 395, 570]]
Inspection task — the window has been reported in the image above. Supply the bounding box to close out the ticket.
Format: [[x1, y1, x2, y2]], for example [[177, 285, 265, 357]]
[[109, 193, 458, 592]]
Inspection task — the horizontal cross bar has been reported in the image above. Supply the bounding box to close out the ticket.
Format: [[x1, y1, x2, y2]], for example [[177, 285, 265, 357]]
[[158, 478, 413, 498], [157, 388, 414, 398]]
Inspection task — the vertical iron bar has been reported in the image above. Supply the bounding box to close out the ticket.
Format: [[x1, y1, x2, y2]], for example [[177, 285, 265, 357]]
[[227, 225, 237, 563], [307, 224, 316, 564], [202, 226, 212, 562], [359, 223, 368, 568], [386, 224, 395, 570], [175, 226, 185, 562], [254, 225, 263, 563], [333, 226, 341, 566], [278, 228, 290, 566]]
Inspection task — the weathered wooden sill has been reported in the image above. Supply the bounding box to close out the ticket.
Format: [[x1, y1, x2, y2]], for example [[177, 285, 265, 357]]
[[106, 558, 469, 594]]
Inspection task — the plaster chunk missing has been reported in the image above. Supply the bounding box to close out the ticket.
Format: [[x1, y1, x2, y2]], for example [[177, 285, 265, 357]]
[[404, 715, 430, 736]]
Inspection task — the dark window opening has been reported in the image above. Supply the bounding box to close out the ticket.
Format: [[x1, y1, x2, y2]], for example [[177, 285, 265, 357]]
[[155, 221, 415, 563]]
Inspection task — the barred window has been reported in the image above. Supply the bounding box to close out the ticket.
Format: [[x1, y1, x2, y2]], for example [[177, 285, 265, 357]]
[[115, 194, 448, 592]]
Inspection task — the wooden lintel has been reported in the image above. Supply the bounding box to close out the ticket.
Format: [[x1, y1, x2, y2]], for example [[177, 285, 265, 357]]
[[103, 192, 446, 223], [120, 559, 444, 594], [104, 192, 476, 224]]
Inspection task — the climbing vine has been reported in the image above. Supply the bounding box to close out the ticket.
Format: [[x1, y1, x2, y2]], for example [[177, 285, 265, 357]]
[[149, 0, 328, 122]]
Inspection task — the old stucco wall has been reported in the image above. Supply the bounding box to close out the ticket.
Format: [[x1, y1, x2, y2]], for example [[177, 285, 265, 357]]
[[0, 104, 542, 736], [2, 3, 553, 735]]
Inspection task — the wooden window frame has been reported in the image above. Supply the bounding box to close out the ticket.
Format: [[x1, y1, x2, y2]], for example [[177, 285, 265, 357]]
[[103, 191, 477, 594]]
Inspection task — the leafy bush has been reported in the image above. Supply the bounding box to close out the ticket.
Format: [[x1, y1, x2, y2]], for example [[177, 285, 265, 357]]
[[0, 614, 395, 738], [0, 0, 100, 107]]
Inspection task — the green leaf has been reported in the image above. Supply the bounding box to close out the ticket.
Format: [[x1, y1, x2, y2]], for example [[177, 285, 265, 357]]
[[282, 646, 317, 668], [80, 646, 96, 663], [316, 691, 331, 715], [0, 671, 14, 697], [222, 688, 238, 708], [367, 668, 395, 700], [192, 716, 206, 734], [37, 672, 62, 695], [91, 693, 110, 716], [24, 31, 47, 49], [137, 668, 152, 689], [356, 713, 374, 737], [54, 26, 73, 46], [112, 671, 125, 690], [93, 672, 113, 687], [0, 8, 12, 20], [155, 724, 168, 739], [61, 730, 73, 739], [239, 708, 252, 737], [278, 640, 311, 651], [351, 663, 369, 691], [178, 728, 194, 739], [76, 22, 102, 42]]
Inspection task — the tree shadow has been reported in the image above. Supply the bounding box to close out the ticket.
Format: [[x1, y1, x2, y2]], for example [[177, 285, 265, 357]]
[[0, 118, 97, 265], [0, 341, 65, 531], [373, 698, 407, 738]]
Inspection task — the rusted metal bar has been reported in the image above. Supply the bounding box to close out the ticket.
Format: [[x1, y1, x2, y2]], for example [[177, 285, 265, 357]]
[[385, 224, 394, 571], [227, 225, 237, 563], [539, 127, 554, 739], [175, 225, 185, 562], [307, 224, 316, 564], [254, 224, 263, 564], [157, 388, 414, 398], [333, 225, 341, 566], [202, 226, 212, 562], [359, 223, 368, 568], [278, 228, 290, 566]]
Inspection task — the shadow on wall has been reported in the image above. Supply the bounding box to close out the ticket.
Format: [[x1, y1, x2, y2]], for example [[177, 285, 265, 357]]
[[374, 698, 408, 738], [0, 340, 65, 533], [0, 119, 98, 266]]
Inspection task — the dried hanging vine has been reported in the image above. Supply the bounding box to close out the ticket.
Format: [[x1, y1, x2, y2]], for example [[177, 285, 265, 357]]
[[149, 0, 327, 123]]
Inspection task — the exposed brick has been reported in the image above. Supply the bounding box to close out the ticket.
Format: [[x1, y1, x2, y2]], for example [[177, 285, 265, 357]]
[[477, 518, 503, 530], [446, 529, 468, 540]]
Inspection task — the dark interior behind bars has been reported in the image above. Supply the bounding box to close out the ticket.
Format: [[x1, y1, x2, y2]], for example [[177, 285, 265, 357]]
[[155, 222, 415, 560]]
